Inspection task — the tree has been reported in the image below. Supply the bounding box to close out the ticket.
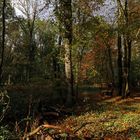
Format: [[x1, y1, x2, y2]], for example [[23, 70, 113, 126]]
[[14, 0, 50, 80], [0, 0, 6, 84], [57, 0, 104, 103], [116, 0, 140, 97], [117, 0, 123, 96], [57, 0, 74, 105]]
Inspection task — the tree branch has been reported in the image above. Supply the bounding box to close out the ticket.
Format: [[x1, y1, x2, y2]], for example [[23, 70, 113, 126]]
[[22, 124, 61, 139]]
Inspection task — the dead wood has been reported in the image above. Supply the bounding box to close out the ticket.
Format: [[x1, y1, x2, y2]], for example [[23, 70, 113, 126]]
[[22, 124, 61, 140]]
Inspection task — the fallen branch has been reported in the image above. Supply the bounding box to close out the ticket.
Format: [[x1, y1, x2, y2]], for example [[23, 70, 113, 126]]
[[43, 124, 61, 130], [22, 124, 61, 139], [24, 120, 107, 139]]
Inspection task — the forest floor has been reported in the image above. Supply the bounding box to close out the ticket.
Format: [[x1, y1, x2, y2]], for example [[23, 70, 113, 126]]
[[59, 90, 140, 140], [4, 86, 140, 139]]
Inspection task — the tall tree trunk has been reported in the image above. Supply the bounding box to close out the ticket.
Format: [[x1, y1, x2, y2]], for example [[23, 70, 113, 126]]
[[127, 39, 132, 87], [64, 39, 74, 105], [59, 0, 74, 105], [117, 34, 123, 96], [0, 0, 6, 85], [123, 35, 129, 98], [117, 0, 125, 97], [57, 34, 62, 78], [122, 0, 131, 98]]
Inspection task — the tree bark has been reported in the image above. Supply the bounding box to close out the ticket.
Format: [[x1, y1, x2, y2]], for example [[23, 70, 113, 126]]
[[123, 35, 129, 98], [117, 34, 123, 96], [59, 0, 75, 105], [64, 39, 74, 105], [122, 0, 132, 98], [127, 39, 132, 87], [0, 0, 6, 84]]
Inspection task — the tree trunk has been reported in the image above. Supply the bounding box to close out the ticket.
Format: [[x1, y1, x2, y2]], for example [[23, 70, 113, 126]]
[[127, 39, 132, 87], [59, 0, 75, 105], [64, 39, 74, 105], [123, 36, 129, 98], [64, 40, 71, 80], [122, 0, 132, 98], [117, 34, 123, 96], [0, 0, 6, 85]]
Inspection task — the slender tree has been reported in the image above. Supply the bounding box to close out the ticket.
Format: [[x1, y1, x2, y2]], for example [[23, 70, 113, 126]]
[[123, 0, 132, 97], [0, 0, 6, 84]]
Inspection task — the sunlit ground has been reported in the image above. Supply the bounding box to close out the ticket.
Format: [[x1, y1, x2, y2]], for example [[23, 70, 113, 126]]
[[61, 95, 140, 139]]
